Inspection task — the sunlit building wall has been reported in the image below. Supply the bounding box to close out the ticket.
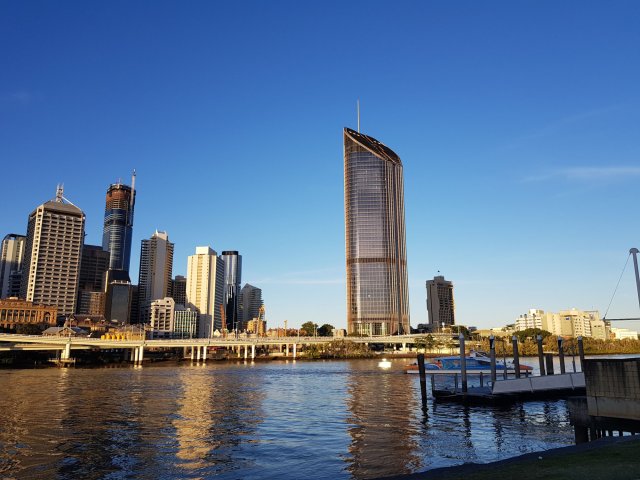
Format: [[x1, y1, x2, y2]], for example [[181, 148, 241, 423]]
[[0, 234, 26, 299], [20, 188, 85, 316], [186, 246, 224, 338], [426, 276, 455, 330], [344, 127, 410, 335]]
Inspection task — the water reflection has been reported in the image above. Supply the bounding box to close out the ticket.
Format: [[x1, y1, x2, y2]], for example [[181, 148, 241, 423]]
[[0, 360, 575, 479], [345, 362, 422, 479]]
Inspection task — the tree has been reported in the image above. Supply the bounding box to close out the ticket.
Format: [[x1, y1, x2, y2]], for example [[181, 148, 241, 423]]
[[414, 334, 437, 352], [16, 323, 45, 335], [450, 325, 471, 339], [300, 321, 318, 336], [514, 328, 552, 343], [317, 324, 334, 337]]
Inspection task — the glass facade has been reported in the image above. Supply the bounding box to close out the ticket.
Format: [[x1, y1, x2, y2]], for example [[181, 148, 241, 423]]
[[222, 251, 242, 332], [102, 183, 135, 273], [344, 128, 410, 335]]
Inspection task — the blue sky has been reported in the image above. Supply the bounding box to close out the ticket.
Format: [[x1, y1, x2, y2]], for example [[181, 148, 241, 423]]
[[2, 1, 640, 331]]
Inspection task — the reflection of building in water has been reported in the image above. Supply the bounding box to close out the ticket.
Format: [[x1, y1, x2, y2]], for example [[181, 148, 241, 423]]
[[345, 362, 421, 478], [173, 368, 265, 475]]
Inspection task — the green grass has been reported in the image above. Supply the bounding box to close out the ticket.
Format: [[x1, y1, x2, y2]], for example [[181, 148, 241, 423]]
[[409, 438, 640, 480]]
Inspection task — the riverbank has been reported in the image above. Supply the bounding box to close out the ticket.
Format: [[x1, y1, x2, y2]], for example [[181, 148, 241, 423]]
[[383, 435, 640, 480]]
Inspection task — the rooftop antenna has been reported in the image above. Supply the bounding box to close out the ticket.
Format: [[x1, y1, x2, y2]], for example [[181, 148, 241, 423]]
[[55, 184, 64, 202], [357, 99, 360, 133]]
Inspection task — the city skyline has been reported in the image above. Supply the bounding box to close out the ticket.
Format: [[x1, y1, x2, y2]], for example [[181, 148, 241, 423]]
[[1, 2, 640, 330]]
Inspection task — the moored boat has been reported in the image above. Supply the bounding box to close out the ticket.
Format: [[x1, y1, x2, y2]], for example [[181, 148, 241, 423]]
[[404, 351, 533, 374]]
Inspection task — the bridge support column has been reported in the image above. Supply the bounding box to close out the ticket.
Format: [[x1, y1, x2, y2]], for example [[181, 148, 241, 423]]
[[196, 346, 201, 361], [402, 342, 407, 352], [61, 343, 71, 360], [138, 346, 144, 363], [286, 344, 289, 356], [183, 347, 188, 359], [133, 347, 139, 363], [237, 346, 241, 358], [293, 343, 297, 359], [202, 346, 207, 361], [251, 344, 256, 360], [244, 345, 248, 361], [190, 346, 195, 361]]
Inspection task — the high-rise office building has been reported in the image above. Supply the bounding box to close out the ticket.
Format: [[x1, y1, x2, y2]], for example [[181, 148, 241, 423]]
[[171, 275, 187, 306], [20, 186, 85, 316], [0, 234, 26, 299], [186, 246, 224, 338], [76, 244, 110, 315], [238, 283, 263, 330], [102, 174, 136, 274], [104, 269, 133, 323], [344, 127, 410, 335], [137, 231, 174, 322], [78, 244, 110, 292], [426, 276, 455, 330], [222, 251, 242, 332]]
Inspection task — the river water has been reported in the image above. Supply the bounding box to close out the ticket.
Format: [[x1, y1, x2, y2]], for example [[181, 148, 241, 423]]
[[0, 358, 575, 479]]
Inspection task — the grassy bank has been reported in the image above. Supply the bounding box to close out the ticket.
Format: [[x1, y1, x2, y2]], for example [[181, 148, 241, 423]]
[[386, 436, 640, 480]]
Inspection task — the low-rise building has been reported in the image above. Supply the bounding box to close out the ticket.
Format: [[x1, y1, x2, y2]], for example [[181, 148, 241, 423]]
[[174, 305, 198, 338], [0, 297, 57, 331], [149, 297, 175, 338]]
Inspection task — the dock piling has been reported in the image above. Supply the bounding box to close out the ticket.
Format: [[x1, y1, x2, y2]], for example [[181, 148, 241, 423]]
[[489, 336, 497, 384], [459, 334, 467, 393], [537, 335, 546, 375], [558, 337, 565, 374], [577, 336, 585, 371], [512, 335, 521, 379], [417, 353, 428, 412]]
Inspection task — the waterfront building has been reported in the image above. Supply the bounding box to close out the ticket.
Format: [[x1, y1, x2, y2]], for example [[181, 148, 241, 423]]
[[0, 297, 57, 330], [222, 251, 242, 333], [171, 275, 187, 306], [246, 317, 266, 336], [186, 246, 225, 338], [102, 175, 136, 273], [137, 231, 174, 322], [426, 276, 455, 331], [149, 297, 175, 337], [20, 186, 85, 316], [344, 127, 410, 335], [0, 234, 26, 299], [514, 308, 609, 339], [238, 283, 263, 331], [611, 327, 639, 340], [515, 309, 550, 331], [174, 305, 198, 338]]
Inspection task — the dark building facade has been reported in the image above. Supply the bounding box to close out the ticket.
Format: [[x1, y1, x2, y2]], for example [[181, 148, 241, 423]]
[[344, 127, 410, 336], [171, 275, 187, 306], [222, 251, 242, 332]]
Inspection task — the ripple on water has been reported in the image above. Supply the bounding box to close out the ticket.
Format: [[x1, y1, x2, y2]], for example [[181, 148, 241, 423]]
[[0, 360, 575, 479]]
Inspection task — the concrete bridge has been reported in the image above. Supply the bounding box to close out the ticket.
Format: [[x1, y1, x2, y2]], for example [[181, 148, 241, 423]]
[[0, 333, 451, 364]]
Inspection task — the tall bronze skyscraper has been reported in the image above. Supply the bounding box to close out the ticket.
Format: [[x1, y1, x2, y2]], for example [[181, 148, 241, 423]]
[[344, 127, 410, 335]]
